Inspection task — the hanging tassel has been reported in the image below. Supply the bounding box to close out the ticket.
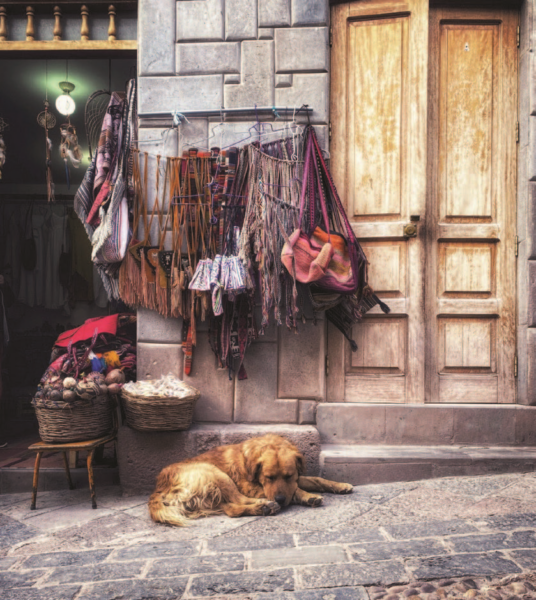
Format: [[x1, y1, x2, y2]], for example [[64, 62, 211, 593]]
[[140, 247, 157, 310], [118, 248, 141, 308], [183, 321, 193, 376]]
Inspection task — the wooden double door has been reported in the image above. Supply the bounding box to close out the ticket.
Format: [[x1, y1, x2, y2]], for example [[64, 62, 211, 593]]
[[329, 0, 518, 403]]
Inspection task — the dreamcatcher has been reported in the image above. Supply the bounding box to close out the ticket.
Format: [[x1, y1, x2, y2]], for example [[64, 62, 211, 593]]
[[60, 122, 82, 189], [37, 100, 56, 203], [85, 89, 111, 161], [0, 115, 8, 180]]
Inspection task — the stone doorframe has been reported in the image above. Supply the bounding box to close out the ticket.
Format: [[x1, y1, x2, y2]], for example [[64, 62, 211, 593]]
[[517, 0, 536, 405]]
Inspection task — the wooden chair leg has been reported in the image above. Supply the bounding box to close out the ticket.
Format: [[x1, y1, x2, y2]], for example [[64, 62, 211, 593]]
[[31, 452, 42, 510], [87, 448, 97, 509], [68, 450, 78, 469], [62, 452, 75, 490]]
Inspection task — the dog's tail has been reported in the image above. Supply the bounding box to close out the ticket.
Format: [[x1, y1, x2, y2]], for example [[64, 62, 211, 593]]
[[148, 492, 190, 527]]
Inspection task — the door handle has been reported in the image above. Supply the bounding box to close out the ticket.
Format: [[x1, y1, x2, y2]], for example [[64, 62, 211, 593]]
[[404, 223, 418, 238]]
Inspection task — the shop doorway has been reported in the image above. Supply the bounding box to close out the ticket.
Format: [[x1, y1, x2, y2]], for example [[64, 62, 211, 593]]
[[328, 0, 518, 404], [0, 55, 135, 471]]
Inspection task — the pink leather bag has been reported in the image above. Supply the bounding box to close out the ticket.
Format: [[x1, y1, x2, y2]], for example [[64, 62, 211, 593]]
[[282, 127, 366, 294]]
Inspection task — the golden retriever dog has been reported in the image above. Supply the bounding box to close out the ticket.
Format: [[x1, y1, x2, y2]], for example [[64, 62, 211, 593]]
[[149, 434, 353, 526]]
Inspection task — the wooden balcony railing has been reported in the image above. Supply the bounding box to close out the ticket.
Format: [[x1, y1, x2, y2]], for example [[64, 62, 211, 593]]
[[0, 1, 137, 51]]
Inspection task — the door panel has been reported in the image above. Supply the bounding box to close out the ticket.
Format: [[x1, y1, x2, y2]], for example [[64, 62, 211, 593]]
[[427, 8, 518, 403], [329, 0, 428, 403]]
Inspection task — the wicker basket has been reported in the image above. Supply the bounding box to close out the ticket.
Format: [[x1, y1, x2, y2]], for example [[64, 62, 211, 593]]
[[34, 394, 114, 443], [121, 386, 200, 432]]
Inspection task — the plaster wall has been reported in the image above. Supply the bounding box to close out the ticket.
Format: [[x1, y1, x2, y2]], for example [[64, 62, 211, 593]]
[[136, 0, 329, 424]]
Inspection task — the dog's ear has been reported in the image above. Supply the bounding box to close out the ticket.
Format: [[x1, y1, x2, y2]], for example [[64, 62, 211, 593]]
[[244, 445, 263, 482], [252, 461, 262, 483], [296, 452, 306, 475]]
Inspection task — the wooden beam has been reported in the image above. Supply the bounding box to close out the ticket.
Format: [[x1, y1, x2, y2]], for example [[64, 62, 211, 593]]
[[0, 39, 136, 50]]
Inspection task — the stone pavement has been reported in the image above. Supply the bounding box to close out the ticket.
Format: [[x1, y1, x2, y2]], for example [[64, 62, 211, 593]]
[[1, 472, 536, 599]]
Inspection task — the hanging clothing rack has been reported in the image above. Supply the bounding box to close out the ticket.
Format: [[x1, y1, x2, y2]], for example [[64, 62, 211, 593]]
[[138, 105, 313, 127]]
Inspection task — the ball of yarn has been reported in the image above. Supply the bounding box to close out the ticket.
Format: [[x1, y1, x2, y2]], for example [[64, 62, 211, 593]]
[[63, 377, 77, 389], [105, 369, 125, 385], [75, 381, 101, 401], [87, 371, 106, 385], [49, 390, 62, 402], [107, 383, 122, 395], [63, 390, 77, 402]]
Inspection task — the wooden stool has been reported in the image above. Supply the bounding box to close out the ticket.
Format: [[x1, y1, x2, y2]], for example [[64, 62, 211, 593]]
[[28, 433, 116, 510]]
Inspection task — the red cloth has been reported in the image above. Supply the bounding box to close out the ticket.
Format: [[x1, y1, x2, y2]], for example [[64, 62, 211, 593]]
[[55, 314, 120, 347]]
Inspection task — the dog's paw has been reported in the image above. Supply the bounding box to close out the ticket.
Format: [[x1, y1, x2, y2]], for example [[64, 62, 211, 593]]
[[336, 483, 354, 495], [261, 501, 281, 516], [307, 494, 323, 507]]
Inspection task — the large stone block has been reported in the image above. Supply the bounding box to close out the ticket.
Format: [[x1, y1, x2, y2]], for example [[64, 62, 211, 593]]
[[528, 329, 536, 406], [138, 128, 178, 160], [176, 42, 240, 75], [452, 407, 516, 445], [519, 50, 530, 148], [291, 0, 328, 26], [275, 27, 329, 73], [137, 342, 184, 380], [176, 0, 224, 42], [529, 183, 536, 260], [317, 404, 386, 444], [278, 320, 325, 400], [275, 73, 329, 124], [178, 119, 209, 153], [226, 0, 257, 40], [139, 75, 223, 113], [258, 0, 291, 27], [117, 423, 320, 493], [234, 342, 298, 423], [384, 405, 454, 445], [189, 334, 234, 423], [137, 308, 182, 344], [528, 261, 536, 327], [515, 405, 536, 444], [224, 41, 274, 108], [139, 0, 176, 75]]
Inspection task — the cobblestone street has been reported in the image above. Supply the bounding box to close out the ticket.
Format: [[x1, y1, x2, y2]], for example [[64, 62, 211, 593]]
[[1, 472, 536, 599]]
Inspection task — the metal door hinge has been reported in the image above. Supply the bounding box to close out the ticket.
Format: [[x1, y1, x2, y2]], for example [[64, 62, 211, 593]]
[[329, 27, 333, 48], [325, 355, 330, 377], [515, 235, 519, 257], [515, 355, 518, 377], [516, 121, 520, 143], [329, 121, 332, 140], [517, 25, 520, 48]]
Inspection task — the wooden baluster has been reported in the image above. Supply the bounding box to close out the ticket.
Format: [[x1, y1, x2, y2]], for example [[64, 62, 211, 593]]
[[108, 4, 116, 41], [80, 4, 89, 41], [26, 6, 34, 41], [0, 7, 7, 42], [53, 5, 62, 41]]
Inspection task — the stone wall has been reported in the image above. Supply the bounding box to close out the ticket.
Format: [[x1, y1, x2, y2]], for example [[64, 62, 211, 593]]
[[136, 0, 329, 424], [518, 0, 536, 405]]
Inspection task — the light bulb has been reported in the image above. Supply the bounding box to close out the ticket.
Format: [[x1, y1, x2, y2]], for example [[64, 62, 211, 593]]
[[56, 94, 75, 116]]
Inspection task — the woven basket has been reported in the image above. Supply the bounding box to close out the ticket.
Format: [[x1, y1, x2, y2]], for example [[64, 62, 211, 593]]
[[34, 394, 114, 443], [121, 387, 200, 432]]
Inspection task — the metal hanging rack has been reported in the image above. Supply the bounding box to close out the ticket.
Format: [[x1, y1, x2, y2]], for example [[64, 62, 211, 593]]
[[138, 105, 313, 127]]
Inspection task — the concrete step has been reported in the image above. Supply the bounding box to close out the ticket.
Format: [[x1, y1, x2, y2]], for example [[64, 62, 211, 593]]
[[317, 403, 536, 446], [320, 444, 536, 485]]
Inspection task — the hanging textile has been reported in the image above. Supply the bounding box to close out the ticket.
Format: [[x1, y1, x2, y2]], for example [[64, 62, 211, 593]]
[[114, 124, 388, 379], [74, 79, 137, 301]]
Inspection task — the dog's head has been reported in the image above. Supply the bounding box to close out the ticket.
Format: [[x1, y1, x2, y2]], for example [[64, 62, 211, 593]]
[[244, 435, 305, 507]]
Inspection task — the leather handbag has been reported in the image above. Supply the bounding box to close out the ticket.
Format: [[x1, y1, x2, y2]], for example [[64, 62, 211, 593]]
[[281, 127, 365, 294]]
